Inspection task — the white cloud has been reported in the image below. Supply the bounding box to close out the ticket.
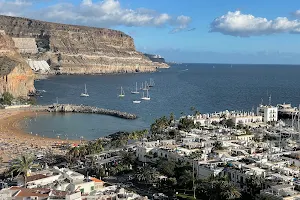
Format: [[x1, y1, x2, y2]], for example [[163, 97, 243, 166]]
[[0, 0, 32, 16], [0, 0, 191, 32], [210, 11, 300, 37], [292, 10, 300, 18]]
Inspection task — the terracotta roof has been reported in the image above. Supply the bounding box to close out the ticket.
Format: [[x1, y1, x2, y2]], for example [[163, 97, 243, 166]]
[[9, 187, 68, 198], [10, 187, 50, 198], [90, 177, 104, 183], [27, 174, 49, 182]]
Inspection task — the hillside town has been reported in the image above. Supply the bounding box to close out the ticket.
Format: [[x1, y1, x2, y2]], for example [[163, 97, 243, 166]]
[[1, 102, 300, 199]]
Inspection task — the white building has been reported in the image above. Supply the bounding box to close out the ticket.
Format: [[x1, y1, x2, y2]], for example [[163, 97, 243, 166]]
[[257, 105, 278, 123]]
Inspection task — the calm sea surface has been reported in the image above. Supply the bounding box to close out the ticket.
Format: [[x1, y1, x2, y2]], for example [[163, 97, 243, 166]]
[[22, 63, 300, 140]]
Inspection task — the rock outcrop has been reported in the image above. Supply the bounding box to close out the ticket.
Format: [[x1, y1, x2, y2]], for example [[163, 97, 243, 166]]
[[0, 31, 35, 97], [0, 15, 166, 74]]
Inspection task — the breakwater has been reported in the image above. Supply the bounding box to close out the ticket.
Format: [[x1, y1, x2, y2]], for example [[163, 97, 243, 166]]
[[46, 104, 137, 120]]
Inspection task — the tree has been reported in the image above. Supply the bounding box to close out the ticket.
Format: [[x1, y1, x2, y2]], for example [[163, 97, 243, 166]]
[[225, 119, 235, 128], [178, 117, 195, 132], [211, 121, 219, 126], [177, 169, 193, 189], [188, 151, 202, 160], [0, 156, 3, 165], [169, 113, 175, 125], [136, 165, 159, 184], [190, 106, 196, 113], [11, 155, 34, 188], [0, 92, 14, 105], [243, 176, 265, 199], [157, 159, 176, 177], [213, 141, 224, 151], [121, 152, 135, 167], [151, 116, 170, 135], [194, 110, 201, 116], [196, 176, 241, 200]]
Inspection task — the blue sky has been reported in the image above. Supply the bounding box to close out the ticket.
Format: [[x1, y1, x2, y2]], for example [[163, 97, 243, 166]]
[[1, 0, 300, 64]]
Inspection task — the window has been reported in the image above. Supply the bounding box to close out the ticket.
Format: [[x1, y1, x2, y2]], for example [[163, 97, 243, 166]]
[[91, 186, 94, 191]]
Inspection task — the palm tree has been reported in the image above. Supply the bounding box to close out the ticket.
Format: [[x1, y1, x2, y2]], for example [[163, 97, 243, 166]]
[[219, 181, 241, 199], [136, 165, 159, 184], [11, 155, 34, 188]]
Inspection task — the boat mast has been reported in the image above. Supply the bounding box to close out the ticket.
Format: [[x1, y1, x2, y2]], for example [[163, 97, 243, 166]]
[[135, 82, 138, 92]]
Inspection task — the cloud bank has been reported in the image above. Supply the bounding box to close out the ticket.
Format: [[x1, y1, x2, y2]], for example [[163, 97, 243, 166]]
[[0, 0, 191, 32], [210, 11, 300, 37]]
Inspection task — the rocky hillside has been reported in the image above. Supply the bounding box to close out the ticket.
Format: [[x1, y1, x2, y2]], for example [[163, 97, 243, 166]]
[[0, 32, 35, 97], [0, 15, 165, 74]]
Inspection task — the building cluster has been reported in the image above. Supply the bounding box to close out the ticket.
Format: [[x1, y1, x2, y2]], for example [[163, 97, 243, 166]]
[[193, 104, 279, 127], [135, 104, 300, 200], [0, 166, 147, 200]]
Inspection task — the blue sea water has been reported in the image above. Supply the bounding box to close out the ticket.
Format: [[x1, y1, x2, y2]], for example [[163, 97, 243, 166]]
[[23, 63, 300, 140]]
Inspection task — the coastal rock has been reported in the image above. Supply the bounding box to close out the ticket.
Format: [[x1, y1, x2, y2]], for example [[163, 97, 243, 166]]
[[0, 15, 162, 74], [0, 31, 35, 97]]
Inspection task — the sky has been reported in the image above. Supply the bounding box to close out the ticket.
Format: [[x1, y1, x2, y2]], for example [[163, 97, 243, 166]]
[[1, 0, 300, 64]]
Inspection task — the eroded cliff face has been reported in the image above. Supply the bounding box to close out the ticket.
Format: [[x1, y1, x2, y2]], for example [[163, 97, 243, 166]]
[[0, 32, 35, 97], [0, 15, 166, 74]]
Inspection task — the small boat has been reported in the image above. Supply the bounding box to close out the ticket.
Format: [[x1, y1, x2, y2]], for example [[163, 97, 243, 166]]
[[131, 82, 140, 94], [149, 78, 155, 87], [119, 86, 125, 98], [133, 100, 141, 104], [142, 81, 149, 91], [80, 84, 89, 97], [141, 89, 150, 100], [140, 82, 144, 90]]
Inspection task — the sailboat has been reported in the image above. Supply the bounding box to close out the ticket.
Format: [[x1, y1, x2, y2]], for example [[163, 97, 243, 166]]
[[80, 84, 89, 97], [119, 86, 125, 97], [131, 82, 140, 94], [140, 82, 144, 90], [149, 78, 155, 87], [141, 89, 150, 100], [142, 81, 149, 91], [133, 100, 141, 104]]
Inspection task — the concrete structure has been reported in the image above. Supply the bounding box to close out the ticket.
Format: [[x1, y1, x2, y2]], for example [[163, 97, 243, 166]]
[[26, 59, 50, 73], [12, 37, 38, 54], [257, 105, 278, 123]]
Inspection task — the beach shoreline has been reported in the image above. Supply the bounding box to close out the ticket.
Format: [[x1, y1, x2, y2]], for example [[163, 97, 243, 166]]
[[0, 109, 79, 164]]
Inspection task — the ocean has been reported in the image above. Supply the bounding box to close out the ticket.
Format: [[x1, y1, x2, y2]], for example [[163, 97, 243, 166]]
[[22, 63, 300, 140]]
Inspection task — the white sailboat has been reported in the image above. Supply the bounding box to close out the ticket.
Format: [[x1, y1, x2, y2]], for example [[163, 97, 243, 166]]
[[133, 100, 141, 104], [141, 89, 150, 100], [131, 82, 140, 94], [149, 78, 155, 87], [119, 86, 125, 97], [140, 82, 144, 90], [80, 84, 89, 97], [142, 81, 149, 91]]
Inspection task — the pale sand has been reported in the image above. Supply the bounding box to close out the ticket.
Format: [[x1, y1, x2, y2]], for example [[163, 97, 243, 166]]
[[0, 109, 80, 165]]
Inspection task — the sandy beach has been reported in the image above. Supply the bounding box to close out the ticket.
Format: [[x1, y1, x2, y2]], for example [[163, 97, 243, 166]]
[[0, 108, 79, 166]]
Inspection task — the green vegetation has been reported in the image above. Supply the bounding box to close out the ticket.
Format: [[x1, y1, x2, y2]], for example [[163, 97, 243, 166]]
[[0, 92, 14, 105], [10, 155, 34, 188], [177, 193, 196, 200], [178, 117, 195, 132]]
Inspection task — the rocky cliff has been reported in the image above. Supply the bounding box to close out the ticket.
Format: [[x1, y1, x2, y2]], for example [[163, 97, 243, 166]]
[[0, 31, 35, 97], [0, 15, 165, 74]]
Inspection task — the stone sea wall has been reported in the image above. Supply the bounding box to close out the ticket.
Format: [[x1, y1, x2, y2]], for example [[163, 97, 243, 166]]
[[0, 15, 166, 74], [47, 104, 137, 119]]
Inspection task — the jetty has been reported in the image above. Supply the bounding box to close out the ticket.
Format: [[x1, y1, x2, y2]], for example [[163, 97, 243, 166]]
[[45, 104, 137, 120]]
